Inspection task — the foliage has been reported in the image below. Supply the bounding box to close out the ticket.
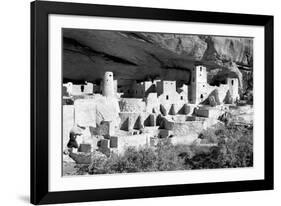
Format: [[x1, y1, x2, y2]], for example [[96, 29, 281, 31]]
[[218, 112, 233, 126], [154, 139, 187, 171], [88, 139, 191, 174], [188, 125, 253, 169], [88, 126, 253, 174]]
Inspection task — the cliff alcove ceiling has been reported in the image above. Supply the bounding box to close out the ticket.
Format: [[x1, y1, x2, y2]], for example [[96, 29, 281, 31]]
[[63, 29, 253, 89]]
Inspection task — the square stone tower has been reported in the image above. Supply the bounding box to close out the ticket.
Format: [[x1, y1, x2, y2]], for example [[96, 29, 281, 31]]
[[189, 65, 208, 104]]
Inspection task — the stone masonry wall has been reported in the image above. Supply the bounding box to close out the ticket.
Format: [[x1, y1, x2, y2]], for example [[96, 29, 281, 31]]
[[163, 118, 206, 136], [119, 98, 146, 112], [74, 99, 96, 127], [119, 112, 151, 131], [115, 134, 150, 154]]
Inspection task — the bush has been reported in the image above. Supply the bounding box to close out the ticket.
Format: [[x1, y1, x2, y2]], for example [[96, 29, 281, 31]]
[[190, 125, 253, 169], [216, 126, 253, 168], [88, 126, 253, 174], [154, 138, 186, 171], [88, 139, 193, 174], [198, 124, 225, 144], [120, 146, 157, 172]]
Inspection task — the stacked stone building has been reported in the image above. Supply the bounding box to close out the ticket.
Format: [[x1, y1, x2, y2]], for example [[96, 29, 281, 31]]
[[63, 65, 240, 160]]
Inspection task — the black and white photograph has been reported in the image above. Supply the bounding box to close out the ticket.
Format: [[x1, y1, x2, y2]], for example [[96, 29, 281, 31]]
[[62, 29, 254, 176], [0, 0, 277, 205]]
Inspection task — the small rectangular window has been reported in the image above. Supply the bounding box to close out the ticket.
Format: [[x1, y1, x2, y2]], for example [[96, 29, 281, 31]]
[[166, 95, 169, 100], [180, 96, 183, 100]]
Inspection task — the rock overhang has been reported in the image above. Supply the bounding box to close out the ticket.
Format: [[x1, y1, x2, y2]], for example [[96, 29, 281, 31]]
[[63, 29, 253, 89]]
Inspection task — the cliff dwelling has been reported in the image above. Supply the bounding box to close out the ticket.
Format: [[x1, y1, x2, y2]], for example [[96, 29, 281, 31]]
[[63, 65, 241, 158], [61, 29, 254, 175]]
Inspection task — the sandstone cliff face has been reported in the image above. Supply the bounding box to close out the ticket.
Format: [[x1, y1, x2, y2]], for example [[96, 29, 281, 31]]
[[142, 34, 253, 66], [141, 34, 208, 60], [202, 36, 253, 67], [63, 29, 253, 91]]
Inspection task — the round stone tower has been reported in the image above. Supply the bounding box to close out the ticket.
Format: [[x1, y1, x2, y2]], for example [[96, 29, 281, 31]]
[[102, 71, 114, 97]]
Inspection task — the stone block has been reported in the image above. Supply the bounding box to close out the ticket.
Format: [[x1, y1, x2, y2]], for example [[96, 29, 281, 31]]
[[98, 139, 111, 156], [100, 139, 110, 149], [195, 108, 210, 117], [78, 143, 92, 153], [195, 107, 223, 119], [110, 136, 118, 148], [159, 129, 173, 138], [97, 120, 115, 136]]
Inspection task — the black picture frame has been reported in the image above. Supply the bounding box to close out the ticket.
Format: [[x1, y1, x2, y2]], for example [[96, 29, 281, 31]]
[[31, 0, 274, 205]]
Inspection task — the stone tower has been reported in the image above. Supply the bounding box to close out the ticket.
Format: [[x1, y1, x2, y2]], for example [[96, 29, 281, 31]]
[[102, 71, 115, 97], [227, 78, 239, 103], [189, 65, 208, 104]]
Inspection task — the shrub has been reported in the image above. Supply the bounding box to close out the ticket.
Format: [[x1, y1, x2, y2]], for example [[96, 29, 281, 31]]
[[88, 126, 253, 174], [88, 153, 108, 174], [215, 126, 253, 168], [154, 138, 186, 171], [190, 125, 253, 169], [198, 123, 225, 144], [121, 146, 157, 172], [88, 139, 193, 174]]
